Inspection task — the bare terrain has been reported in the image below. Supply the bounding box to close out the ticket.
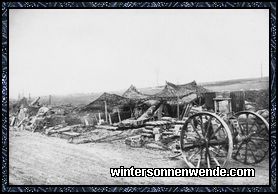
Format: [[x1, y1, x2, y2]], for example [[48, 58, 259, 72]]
[[9, 130, 269, 185], [11, 77, 269, 106], [200, 77, 269, 92]]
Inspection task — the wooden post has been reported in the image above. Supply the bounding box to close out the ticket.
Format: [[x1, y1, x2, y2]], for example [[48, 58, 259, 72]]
[[30, 97, 40, 106], [181, 104, 187, 120], [177, 97, 180, 120], [157, 103, 163, 120], [98, 112, 101, 121], [117, 109, 121, 122], [11, 117, 16, 126], [130, 107, 133, 118], [104, 101, 108, 122], [108, 113, 112, 125], [94, 114, 98, 124], [228, 99, 232, 113], [84, 118, 89, 126]]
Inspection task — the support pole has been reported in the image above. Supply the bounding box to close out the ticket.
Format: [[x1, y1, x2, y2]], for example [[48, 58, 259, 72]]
[[98, 112, 101, 121], [30, 97, 40, 106], [104, 101, 108, 122], [228, 99, 232, 113], [177, 96, 180, 120], [117, 109, 121, 122], [94, 114, 98, 124], [157, 103, 163, 120], [108, 113, 112, 125], [130, 107, 133, 118]]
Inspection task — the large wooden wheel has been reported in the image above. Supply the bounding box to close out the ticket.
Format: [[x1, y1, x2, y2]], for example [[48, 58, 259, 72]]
[[180, 112, 233, 168], [233, 111, 269, 165]]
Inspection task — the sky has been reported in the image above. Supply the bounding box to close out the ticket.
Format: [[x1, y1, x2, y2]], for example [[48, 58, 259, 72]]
[[9, 9, 269, 98]]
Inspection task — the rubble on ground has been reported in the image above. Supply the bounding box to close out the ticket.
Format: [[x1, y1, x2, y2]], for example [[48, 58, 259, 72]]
[[9, 93, 270, 158]]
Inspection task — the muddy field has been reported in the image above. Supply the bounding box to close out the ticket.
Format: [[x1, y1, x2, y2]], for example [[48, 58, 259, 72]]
[[9, 130, 269, 185]]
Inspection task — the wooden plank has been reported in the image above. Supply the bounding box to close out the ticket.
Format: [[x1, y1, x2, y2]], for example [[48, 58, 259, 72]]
[[108, 114, 112, 125], [30, 97, 40, 106], [17, 117, 27, 127], [162, 131, 174, 135], [55, 126, 72, 132], [117, 109, 121, 122], [11, 117, 16, 126], [145, 126, 154, 130], [141, 133, 154, 137], [62, 131, 80, 137], [95, 125, 118, 131], [142, 129, 153, 134]]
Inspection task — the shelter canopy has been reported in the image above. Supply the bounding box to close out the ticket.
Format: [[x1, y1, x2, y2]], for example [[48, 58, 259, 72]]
[[82, 92, 130, 112], [122, 85, 149, 100], [152, 80, 209, 100]]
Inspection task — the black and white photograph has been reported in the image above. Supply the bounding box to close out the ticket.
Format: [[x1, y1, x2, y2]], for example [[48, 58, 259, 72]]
[[8, 7, 271, 186]]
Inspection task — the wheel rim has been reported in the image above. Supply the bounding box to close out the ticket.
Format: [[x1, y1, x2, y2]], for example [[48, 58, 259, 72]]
[[233, 111, 269, 165], [180, 112, 233, 168]]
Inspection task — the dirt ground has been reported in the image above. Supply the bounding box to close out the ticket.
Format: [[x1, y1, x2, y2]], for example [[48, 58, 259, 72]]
[[9, 130, 269, 185]]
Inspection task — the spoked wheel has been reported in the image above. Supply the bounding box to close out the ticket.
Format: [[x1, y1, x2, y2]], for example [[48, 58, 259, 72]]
[[233, 111, 269, 165], [180, 112, 233, 168]]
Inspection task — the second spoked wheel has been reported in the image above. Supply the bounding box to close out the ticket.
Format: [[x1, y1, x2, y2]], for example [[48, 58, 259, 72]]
[[232, 111, 269, 165], [180, 112, 233, 168]]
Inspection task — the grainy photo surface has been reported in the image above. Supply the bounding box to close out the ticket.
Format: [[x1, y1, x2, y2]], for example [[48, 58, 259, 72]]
[[9, 9, 270, 185]]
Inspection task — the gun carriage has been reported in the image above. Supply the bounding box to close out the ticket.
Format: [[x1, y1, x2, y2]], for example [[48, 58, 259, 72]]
[[180, 96, 269, 168]]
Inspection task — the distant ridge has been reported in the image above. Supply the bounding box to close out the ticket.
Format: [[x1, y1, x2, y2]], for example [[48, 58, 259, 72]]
[[200, 76, 269, 87], [11, 77, 269, 106]]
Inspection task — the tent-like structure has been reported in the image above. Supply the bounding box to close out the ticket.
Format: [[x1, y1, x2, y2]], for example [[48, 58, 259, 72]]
[[153, 80, 209, 99], [151, 81, 209, 119], [82, 92, 130, 112], [153, 81, 193, 99], [81, 92, 134, 123], [122, 85, 149, 100], [178, 80, 209, 95]]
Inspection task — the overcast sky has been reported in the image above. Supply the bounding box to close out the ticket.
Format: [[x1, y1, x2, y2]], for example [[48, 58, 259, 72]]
[[9, 9, 269, 98]]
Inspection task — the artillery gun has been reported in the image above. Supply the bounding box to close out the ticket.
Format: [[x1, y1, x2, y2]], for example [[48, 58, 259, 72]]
[[180, 95, 269, 168]]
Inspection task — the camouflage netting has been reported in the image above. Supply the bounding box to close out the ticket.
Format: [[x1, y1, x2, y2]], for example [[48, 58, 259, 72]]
[[81, 92, 130, 112], [122, 85, 149, 100]]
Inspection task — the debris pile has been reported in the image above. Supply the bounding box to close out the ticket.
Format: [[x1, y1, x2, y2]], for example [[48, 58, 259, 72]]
[[9, 81, 270, 161], [125, 135, 143, 148], [9, 97, 85, 134], [121, 118, 183, 152]]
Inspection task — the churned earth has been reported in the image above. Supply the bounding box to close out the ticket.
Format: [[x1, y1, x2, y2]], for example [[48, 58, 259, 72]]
[[9, 130, 269, 185]]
